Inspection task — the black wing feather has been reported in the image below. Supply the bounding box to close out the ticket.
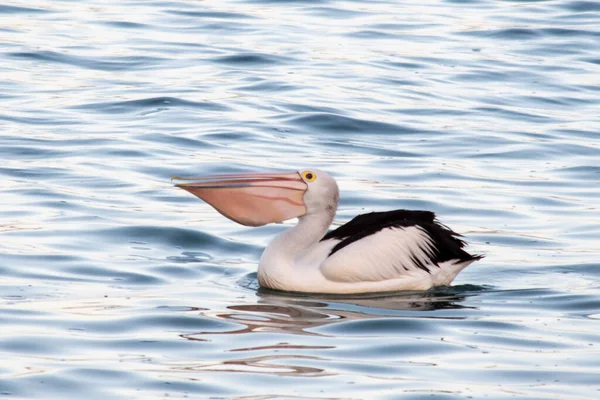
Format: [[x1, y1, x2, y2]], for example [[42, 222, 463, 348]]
[[321, 209, 482, 272], [321, 209, 435, 241]]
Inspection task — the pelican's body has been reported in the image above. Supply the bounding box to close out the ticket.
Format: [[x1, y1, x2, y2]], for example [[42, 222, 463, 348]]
[[174, 169, 482, 294]]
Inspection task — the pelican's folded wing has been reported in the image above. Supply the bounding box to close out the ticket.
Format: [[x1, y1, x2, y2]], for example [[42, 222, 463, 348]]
[[319, 210, 482, 283]]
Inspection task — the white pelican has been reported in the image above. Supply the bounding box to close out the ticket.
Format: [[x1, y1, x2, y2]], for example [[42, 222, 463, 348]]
[[173, 169, 482, 294]]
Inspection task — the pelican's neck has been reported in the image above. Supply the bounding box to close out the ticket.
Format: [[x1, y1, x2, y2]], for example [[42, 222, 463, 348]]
[[272, 212, 333, 256], [258, 210, 334, 289]]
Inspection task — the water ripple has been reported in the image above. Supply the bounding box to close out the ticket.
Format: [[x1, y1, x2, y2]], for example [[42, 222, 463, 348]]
[[212, 53, 294, 66], [74, 97, 230, 114], [9, 51, 166, 71], [166, 10, 257, 19], [0, 4, 49, 14], [284, 113, 427, 135]]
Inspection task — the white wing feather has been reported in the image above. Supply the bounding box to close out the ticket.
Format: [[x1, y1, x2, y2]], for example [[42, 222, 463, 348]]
[[319, 226, 439, 283]]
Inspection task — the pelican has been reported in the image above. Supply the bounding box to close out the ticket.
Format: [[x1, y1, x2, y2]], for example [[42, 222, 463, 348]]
[[173, 169, 482, 294]]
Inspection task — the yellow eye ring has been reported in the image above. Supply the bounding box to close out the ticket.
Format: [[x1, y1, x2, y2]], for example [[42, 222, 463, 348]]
[[302, 171, 317, 182]]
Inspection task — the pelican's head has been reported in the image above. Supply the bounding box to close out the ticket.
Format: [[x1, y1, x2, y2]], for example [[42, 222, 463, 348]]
[[173, 168, 339, 226], [297, 169, 339, 218]]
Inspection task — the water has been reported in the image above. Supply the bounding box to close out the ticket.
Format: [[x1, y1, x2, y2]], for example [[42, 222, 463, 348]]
[[1, 0, 600, 398]]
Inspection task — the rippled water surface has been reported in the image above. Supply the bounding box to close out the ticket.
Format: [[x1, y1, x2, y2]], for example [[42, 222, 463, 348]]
[[2, 0, 600, 398]]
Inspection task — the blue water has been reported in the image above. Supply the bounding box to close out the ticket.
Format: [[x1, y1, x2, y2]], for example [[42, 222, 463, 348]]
[[2, 0, 600, 398]]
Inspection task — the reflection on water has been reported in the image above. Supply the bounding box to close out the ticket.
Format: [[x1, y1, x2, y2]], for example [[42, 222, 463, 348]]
[[185, 287, 475, 339], [165, 288, 479, 380]]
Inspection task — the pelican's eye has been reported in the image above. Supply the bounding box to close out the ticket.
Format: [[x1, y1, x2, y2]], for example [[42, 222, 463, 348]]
[[302, 171, 317, 182]]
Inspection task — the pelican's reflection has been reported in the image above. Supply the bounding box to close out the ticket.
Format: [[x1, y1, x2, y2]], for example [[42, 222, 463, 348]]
[[172, 286, 484, 380], [182, 285, 482, 340]]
